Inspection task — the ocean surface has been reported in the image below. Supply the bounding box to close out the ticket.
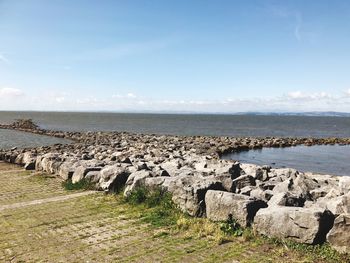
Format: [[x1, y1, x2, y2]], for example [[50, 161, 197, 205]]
[[0, 128, 71, 150], [1, 111, 350, 137], [0, 111, 349, 176], [222, 145, 350, 176]]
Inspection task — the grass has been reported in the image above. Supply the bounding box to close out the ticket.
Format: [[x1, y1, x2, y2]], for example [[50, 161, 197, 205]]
[[264, 237, 346, 263], [62, 178, 95, 191], [124, 186, 350, 263], [124, 187, 179, 227]]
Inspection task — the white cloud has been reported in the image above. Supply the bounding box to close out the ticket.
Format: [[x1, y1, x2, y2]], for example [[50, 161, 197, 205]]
[[286, 91, 331, 101], [2, 87, 350, 112], [345, 89, 350, 97], [127, 93, 136, 98], [112, 93, 137, 99], [55, 97, 65, 103], [0, 87, 23, 98]]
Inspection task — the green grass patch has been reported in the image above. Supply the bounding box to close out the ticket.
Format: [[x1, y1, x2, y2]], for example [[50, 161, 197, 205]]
[[265, 237, 348, 263], [122, 187, 349, 262], [124, 187, 181, 227], [62, 178, 95, 191]]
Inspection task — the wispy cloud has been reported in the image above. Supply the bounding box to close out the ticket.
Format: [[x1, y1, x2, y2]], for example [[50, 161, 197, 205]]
[[0, 87, 23, 98], [268, 5, 305, 42]]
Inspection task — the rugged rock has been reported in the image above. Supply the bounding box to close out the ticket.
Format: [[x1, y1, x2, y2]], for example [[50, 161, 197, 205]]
[[205, 190, 267, 227], [232, 175, 256, 192], [268, 192, 305, 207], [168, 175, 225, 217], [98, 164, 131, 192], [59, 161, 78, 180], [72, 166, 102, 183], [124, 170, 153, 196], [327, 214, 350, 254], [339, 177, 350, 195], [315, 193, 350, 216], [254, 206, 335, 244], [85, 170, 101, 183]]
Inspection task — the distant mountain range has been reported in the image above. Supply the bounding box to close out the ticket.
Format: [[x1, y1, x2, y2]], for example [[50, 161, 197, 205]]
[[235, 111, 350, 117], [2, 110, 350, 117]]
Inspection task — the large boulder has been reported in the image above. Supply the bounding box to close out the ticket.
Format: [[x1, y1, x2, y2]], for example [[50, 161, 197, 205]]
[[98, 164, 132, 192], [254, 206, 335, 244], [168, 175, 224, 217], [315, 193, 350, 216], [268, 192, 305, 207], [144, 176, 178, 191], [339, 177, 350, 195], [85, 170, 101, 184], [23, 151, 36, 170], [160, 160, 182, 176], [272, 173, 319, 201], [124, 170, 153, 196], [59, 161, 79, 180], [250, 188, 273, 202], [232, 175, 256, 192], [71, 166, 102, 184], [240, 163, 270, 182], [212, 161, 241, 179], [36, 153, 62, 174], [205, 190, 267, 227], [327, 214, 350, 254]]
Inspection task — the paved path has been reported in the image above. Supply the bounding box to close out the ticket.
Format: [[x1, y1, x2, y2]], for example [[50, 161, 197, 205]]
[[0, 190, 96, 212]]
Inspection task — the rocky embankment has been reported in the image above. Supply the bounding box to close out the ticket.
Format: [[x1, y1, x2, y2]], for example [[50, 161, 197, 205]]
[[0, 119, 349, 253]]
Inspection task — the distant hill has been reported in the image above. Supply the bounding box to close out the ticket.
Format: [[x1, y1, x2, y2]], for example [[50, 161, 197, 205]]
[[234, 111, 350, 117]]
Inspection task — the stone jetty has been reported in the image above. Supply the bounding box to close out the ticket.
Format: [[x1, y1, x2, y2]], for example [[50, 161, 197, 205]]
[[0, 119, 349, 253]]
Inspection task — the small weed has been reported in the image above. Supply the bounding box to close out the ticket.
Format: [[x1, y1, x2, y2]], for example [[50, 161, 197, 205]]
[[62, 179, 95, 191], [124, 187, 148, 205], [219, 216, 243, 237]]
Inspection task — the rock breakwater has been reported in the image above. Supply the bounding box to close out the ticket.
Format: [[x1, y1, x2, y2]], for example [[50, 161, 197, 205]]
[[0, 119, 349, 253]]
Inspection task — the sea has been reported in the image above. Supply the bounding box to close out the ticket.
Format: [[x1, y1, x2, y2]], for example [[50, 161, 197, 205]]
[[0, 111, 349, 176]]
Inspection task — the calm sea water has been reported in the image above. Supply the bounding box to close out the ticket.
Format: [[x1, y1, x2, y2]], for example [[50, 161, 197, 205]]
[[222, 145, 350, 176], [0, 111, 350, 137], [0, 128, 71, 150]]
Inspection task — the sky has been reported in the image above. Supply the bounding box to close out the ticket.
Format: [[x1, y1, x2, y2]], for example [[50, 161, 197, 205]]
[[1, 0, 350, 112]]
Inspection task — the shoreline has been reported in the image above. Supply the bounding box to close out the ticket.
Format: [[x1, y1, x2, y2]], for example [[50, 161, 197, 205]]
[[1, 119, 350, 157], [0, 119, 349, 254]]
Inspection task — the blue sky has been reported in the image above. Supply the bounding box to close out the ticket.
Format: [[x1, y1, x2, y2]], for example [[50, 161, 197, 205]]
[[1, 0, 350, 112]]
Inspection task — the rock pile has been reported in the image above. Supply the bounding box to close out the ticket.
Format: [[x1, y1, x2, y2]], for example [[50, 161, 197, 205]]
[[0, 119, 349, 253]]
